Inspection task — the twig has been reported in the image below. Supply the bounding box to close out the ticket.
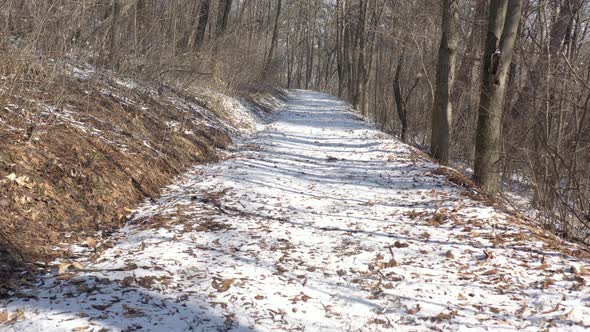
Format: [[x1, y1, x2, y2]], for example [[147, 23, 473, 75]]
[[561, 52, 590, 91]]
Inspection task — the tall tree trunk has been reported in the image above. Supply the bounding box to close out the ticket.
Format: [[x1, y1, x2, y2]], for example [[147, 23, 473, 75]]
[[355, 0, 367, 113], [452, 0, 488, 106], [108, 0, 120, 69], [216, 0, 232, 37], [431, 0, 460, 164], [263, 0, 282, 78], [393, 54, 408, 142], [336, 0, 344, 97], [194, 0, 210, 49], [474, 0, 524, 193]]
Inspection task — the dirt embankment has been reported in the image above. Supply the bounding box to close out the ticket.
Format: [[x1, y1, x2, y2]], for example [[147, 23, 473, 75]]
[[0, 54, 282, 295]]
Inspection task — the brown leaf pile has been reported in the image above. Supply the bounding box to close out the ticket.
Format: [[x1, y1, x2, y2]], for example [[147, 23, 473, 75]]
[[0, 53, 245, 292]]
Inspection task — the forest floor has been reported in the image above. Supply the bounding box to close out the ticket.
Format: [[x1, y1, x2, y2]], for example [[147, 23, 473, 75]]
[[1, 90, 590, 331]]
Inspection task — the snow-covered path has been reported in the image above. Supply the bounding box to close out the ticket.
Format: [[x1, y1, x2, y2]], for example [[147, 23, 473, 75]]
[[2, 90, 590, 331]]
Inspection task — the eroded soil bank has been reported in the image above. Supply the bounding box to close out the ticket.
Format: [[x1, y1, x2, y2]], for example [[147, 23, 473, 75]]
[[0, 55, 283, 293]]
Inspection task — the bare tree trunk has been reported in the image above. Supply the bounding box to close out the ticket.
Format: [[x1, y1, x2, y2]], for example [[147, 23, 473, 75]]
[[216, 0, 232, 37], [354, 0, 367, 113], [336, 0, 344, 97], [430, 0, 460, 164], [393, 54, 408, 141], [263, 0, 282, 78], [194, 0, 210, 49], [108, 0, 120, 69], [452, 0, 488, 106], [474, 0, 524, 193]]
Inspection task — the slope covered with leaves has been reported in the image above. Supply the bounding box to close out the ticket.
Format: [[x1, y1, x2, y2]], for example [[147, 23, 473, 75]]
[[0, 51, 279, 293]]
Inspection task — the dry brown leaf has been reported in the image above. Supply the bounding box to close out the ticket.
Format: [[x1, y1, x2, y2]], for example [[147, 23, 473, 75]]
[[0, 311, 8, 324], [574, 275, 586, 287], [427, 212, 445, 226], [482, 269, 499, 276], [57, 262, 84, 275], [57, 263, 71, 275], [541, 304, 561, 314], [72, 326, 90, 331], [483, 250, 495, 260], [407, 304, 421, 315], [433, 310, 458, 322], [393, 241, 409, 248], [385, 258, 397, 268], [543, 278, 556, 289], [212, 278, 234, 292], [10, 309, 25, 323], [490, 307, 501, 314], [15, 175, 30, 187], [534, 263, 551, 270], [84, 237, 97, 248]]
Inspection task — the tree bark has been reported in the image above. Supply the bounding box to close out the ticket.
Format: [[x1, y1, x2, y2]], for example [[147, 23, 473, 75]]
[[430, 0, 460, 164], [216, 0, 233, 37], [194, 0, 210, 49], [263, 0, 282, 78], [474, 0, 524, 193], [393, 54, 408, 142], [108, 0, 120, 69]]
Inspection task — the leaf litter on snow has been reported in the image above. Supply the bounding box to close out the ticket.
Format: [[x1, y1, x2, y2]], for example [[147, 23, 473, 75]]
[[2, 90, 590, 331]]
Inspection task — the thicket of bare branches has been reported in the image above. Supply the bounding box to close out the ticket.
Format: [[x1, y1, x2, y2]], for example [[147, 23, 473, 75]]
[[0, 0, 284, 89], [274, 0, 590, 244], [1, 0, 589, 244]]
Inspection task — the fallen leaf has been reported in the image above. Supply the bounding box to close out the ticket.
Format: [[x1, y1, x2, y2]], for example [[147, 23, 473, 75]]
[[15, 175, 30, 187], [445, 250, 454, 259], [10, 309, 24, 323], [393, 241, 409, 248], [483, 250, 495, 260], [84, 237, 97, 248], [212, 278, 234, 292], [482, 269, 499, 276], [433, 310, 457, 322], [0, 311, 8, 324], [535, 263, 551, 270], [407, 304, 421, 314], [57, 262, 84, 275]]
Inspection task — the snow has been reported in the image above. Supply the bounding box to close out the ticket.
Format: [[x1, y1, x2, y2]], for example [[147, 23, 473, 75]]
[[2, 90, 589, 331]]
